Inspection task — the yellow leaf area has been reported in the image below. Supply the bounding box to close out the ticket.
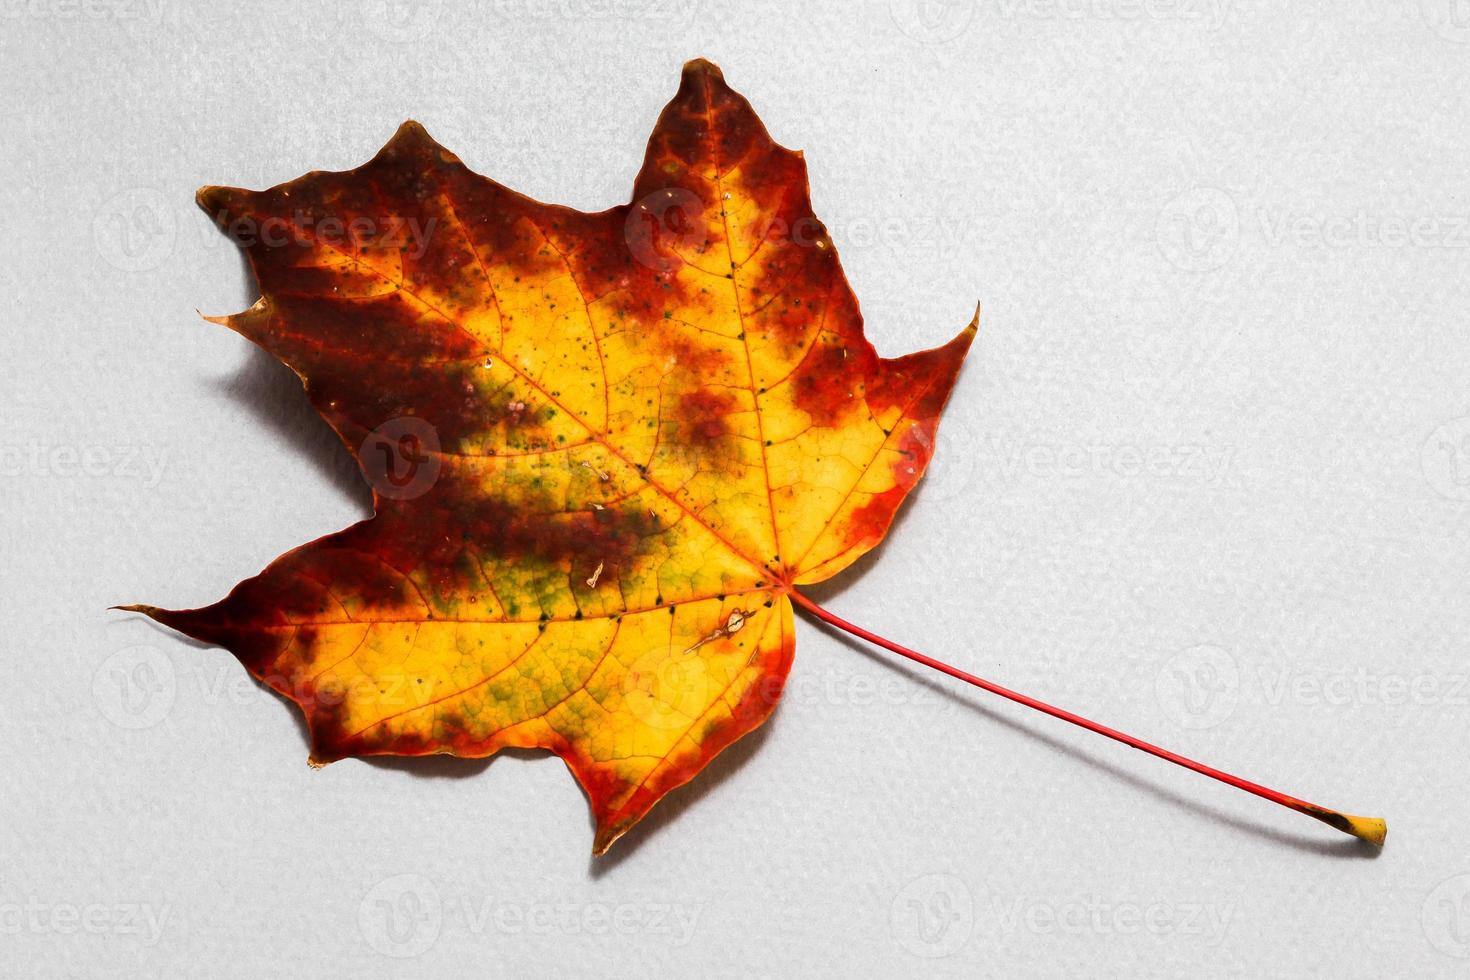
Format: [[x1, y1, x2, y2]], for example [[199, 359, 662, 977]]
[[129, 59, 975, 854]]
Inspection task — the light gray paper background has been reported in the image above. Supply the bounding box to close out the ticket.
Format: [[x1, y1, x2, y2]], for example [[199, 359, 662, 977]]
[[3, 1, 1469, 976]]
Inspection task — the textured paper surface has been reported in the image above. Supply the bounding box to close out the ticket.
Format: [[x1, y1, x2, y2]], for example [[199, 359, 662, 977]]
[[3, 1, 1469, 976]]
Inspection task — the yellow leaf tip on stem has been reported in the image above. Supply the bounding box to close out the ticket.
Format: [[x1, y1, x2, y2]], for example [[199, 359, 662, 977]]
[[1351, 815, 1388, 847], [1304, 807, 1387, 847]]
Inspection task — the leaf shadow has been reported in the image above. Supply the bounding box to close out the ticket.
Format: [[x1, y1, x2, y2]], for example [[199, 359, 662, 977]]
[[794, 593, 1381, 860], [119, 611, 217, 648], [799, 484, 925, 603], [208, 346, 373, 514], [207, 246, 372, 514], [363, 754, 494, 778]]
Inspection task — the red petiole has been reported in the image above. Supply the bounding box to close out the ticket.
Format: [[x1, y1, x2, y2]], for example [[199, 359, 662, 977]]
[[789, 589, 1386, 846]]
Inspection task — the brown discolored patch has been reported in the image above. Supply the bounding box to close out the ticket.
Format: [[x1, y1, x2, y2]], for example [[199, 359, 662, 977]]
[[675, 388, 738, 443], [789, 336, 879, 428], [661, 328, 734, 379], [146, 483, 663, 678]]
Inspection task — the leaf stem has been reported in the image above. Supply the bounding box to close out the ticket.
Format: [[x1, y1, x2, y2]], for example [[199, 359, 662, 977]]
[[788, 589, 1385, 846]]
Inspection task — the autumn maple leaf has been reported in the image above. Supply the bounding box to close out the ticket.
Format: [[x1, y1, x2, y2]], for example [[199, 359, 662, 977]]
[[124, 59, 975, 854], [126, 59, 1385, 854]]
